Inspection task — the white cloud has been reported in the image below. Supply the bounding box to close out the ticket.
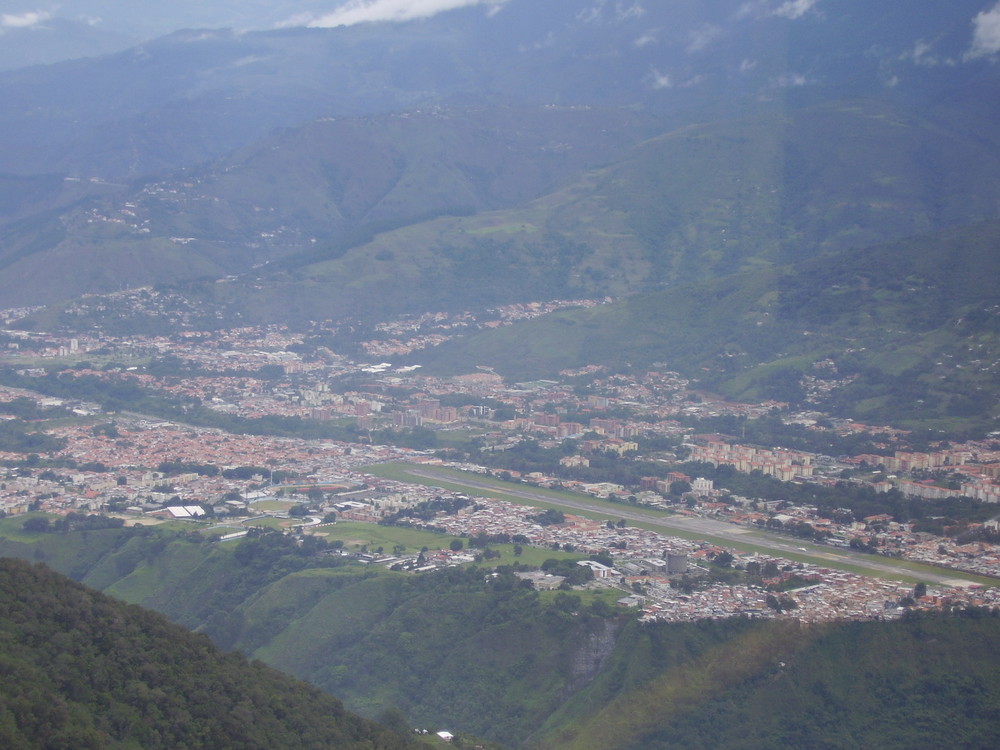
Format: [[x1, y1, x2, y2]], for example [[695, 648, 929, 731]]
[[899, 39, 954, 68], [577, 2, 606, 25], [615, 2, 646, 22], [648, 68, 671, 89], [687, 24, 722, 53], [740, 58, 758, 72], [734, 0, 821, 22], [771, 72, 810, 87], [633, 31, 658, 48], [967, 1, 1000, 59], [735, 1, 768, 21], [577, 1, 644, 25], [0, 10, 51, 30], [308, 0, 508, 28], [772, 0, 821, 20]]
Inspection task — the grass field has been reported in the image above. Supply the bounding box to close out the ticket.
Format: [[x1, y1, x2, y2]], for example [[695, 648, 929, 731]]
[[313, 520, 460, 553]]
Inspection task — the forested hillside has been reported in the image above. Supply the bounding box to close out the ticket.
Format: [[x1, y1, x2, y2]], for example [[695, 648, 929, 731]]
[[3, 525, 1000, 749], [0, 556, 416, 750]]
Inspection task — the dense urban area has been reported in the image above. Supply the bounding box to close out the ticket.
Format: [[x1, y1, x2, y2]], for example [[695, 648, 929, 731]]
[[3, 290, 1000, 626]]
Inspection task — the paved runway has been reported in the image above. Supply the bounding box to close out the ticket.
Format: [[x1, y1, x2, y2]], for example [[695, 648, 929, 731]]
[[395, 465, 986, 588]]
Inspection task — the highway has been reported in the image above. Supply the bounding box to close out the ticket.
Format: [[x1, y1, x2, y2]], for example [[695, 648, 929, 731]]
[[391, 465, 988, 588]]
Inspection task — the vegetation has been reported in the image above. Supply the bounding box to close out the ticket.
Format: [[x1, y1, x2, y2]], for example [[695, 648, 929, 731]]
[[535, 615, 1000, 750], [0, 420, 66, 455], [0, 557, 416, 750], [422, 219, 1000, 432], [0, 525, 633, 747], [2, 521, 1000, 749]]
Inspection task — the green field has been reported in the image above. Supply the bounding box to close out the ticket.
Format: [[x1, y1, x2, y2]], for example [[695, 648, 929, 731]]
[[314, 520, 461, 553]]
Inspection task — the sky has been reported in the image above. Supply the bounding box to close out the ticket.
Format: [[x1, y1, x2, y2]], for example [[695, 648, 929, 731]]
[[305, 0, 508, 28], [1, 0, 999, 64]]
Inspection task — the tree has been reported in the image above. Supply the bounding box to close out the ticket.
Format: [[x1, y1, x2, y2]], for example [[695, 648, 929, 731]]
[[531, 509, 565, 526], [714, 551, 734, 568], [670, 480, 692, 496], [22, 517, 50, 533], [554, 592, 581, 612], [449, 539, 464, 552]]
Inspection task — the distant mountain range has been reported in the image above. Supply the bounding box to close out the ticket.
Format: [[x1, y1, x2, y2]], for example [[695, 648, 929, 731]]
[[2, 0, 1000, 428], [2, 0, 997, 176]]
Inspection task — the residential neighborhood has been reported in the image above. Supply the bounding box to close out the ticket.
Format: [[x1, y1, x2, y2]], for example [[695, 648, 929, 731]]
[[3, 295, 1000, 627]]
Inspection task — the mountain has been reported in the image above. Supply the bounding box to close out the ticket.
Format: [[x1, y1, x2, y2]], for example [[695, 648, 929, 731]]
[[0, 556, 416, 750], [533, 613, 1000, 750], [0, 102, 660, 307], [7, 90, 1000, 317], [3, 527, 1000, 750], [150, 97, 1000, 321], [0, 1, 998, 314], [1, 0, 997, 177], [0, 16, 138, 72], [418, 219, 1000, 431], [2, 0, 1000, 427]]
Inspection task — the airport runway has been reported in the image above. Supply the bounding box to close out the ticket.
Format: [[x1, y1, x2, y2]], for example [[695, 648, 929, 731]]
[[393, 465, 986, 588]]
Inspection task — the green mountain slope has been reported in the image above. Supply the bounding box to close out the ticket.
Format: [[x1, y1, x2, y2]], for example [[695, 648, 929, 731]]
[[183, 97, 1000, 324], [0, 556, 416, 750], [0, 104, 657, 308], [4, 526, 1000, 750], [0, 525, 646, 748], [537, 615, 1000, 750], [421, 219, 1000, 431], [0, 525, 631, 747], [8, 96, 1000, 318]]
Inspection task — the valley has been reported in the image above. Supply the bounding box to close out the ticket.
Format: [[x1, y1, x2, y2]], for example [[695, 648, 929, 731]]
[[2, 1, 1000, 747]]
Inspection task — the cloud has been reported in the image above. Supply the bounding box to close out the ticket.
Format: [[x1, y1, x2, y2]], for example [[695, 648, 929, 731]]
[[577, 2, 606, 25], [967, 1, 1000, 59], [734, 0, 821, 22], [687, 24, 722, 53], [307, 0, 508, 28], [772, 0, 822, 20], [616, 2, 646, 22], [648, 68, 671, 89], [633, 31, 658, 48], [577, 1, 645, 25], [771, 72, 810, 87], [898, 39, 957, 68], [0, 10, 51, 30]]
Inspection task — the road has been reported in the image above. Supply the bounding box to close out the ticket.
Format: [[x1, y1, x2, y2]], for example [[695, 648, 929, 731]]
[[394, 466, 988, 588]]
